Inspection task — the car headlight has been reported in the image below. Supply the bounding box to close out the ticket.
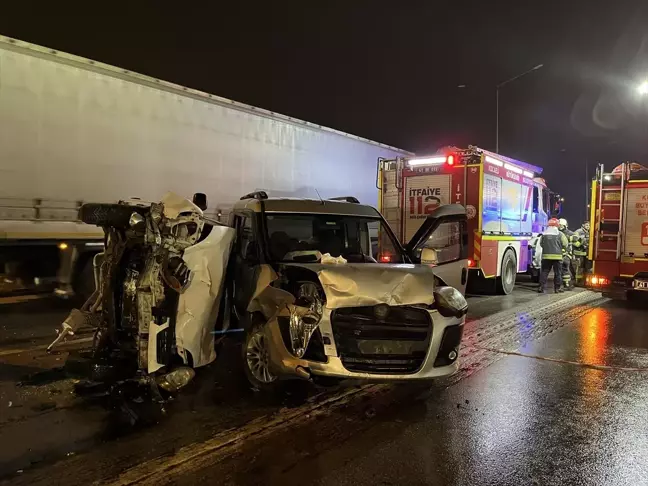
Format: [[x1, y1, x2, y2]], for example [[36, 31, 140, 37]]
[[433, 286, 468, 318]]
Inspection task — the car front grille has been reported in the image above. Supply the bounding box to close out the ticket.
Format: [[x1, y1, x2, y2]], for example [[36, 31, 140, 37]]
[[331, 305, 432, 374]]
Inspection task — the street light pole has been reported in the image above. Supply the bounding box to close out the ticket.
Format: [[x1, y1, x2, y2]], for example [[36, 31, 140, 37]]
[[496, 63, 543, 153]]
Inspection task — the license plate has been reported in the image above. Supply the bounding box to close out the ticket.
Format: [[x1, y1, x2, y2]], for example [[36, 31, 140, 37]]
[[634, 280, 648, 290]]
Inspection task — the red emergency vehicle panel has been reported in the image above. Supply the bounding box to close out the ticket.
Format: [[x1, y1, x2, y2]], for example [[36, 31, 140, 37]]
[[403, 174, 451, 242], [624, 188, 648, 255]]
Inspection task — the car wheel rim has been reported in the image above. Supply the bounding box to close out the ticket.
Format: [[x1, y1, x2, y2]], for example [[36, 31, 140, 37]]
[[246, 331, 276, 384]]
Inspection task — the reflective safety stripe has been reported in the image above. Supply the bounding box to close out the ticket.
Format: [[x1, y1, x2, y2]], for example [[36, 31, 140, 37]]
[[542, 254, 563, 260]]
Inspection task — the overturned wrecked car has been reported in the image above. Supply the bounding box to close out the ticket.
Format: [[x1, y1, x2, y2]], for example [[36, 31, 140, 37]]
[[50, 191, 468, 402], [226, 192, 469, 391], [49, 193, 235, 402]]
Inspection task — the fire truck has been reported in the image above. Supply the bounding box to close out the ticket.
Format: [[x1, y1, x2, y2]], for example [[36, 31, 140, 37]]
[[586, 162, 648, 300], [377, 146, 557, 294]]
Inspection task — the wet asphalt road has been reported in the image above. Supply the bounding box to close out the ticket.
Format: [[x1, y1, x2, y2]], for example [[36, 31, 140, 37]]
[[0, 282, 636, 485], [187, 299, 648, 486]]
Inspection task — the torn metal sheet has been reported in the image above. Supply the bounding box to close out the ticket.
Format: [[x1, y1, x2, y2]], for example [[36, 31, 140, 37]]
[[148, 319, 169, 374], [247, 264, 295, 319], [288, 263, 437, 309], [175, 224, 235, 368], [160, 192, 203, 219]]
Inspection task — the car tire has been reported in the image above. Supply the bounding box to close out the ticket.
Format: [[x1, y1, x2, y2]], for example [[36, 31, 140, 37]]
[[242, 319, 280, 393], [79, 203, 145, 229], [496, 249, 517, 295]]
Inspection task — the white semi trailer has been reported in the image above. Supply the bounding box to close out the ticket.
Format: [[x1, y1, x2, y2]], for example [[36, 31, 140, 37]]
[[0, 35, 411, 298]]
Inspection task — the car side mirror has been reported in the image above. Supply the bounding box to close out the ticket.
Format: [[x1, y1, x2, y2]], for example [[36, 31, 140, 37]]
[[192, 193, 207, 211], [421, 247, 438, 265]]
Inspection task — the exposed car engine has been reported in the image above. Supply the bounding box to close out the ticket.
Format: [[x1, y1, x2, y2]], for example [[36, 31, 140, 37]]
[[48, 193, 230, 408]]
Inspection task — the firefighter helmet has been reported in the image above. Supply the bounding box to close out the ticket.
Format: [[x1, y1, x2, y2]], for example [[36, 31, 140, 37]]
[[559, 218, 568, 229]]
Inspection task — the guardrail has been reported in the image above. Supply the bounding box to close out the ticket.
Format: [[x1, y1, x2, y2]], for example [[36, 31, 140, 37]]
[[0, 198, 229, 223], [0, 198, 83, 222]]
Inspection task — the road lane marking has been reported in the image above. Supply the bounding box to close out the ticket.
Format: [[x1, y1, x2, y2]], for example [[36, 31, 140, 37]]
[[476, 346, 648, 372], [0, 337, 93, 357]]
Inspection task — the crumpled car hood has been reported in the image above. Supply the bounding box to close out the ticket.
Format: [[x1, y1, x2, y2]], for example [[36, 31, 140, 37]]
[[284, 263, 437, 309]]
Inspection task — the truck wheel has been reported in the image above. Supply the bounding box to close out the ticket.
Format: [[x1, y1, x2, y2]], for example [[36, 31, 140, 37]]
[[242, 321, 280, 393], [79, 203, 144, 229], [496, 250, 517, 295]]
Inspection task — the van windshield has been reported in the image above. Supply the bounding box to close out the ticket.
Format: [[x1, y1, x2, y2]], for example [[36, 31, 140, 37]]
[[265, 213, 404, 264]]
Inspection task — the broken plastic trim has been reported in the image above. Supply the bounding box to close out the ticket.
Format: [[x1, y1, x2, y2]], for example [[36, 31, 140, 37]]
[[156, 367, 196, 393]]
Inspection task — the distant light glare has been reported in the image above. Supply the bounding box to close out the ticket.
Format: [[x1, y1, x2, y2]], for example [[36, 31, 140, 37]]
[[638, 81, 648, 96]]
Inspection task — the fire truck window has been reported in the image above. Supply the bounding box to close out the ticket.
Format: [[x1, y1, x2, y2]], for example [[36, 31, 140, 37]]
[[421, 221, 462, 264], [533, 187, 539, 213], [501, 179, 523, 234], [482, 174, 502, 233]]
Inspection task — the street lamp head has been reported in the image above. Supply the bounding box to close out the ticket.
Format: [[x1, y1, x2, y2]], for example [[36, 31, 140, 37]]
[[532, 64, 544, 71], [638, 81, 648, 96]]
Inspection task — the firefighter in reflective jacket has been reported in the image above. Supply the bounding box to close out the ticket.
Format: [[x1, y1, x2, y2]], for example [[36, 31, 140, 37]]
[[573, 221, 590, 284], [558, 218, 577, 290], [534, 218, 569, 293]]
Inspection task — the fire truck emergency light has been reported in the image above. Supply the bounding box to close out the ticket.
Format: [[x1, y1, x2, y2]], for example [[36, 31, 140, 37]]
[[408, 156, 446, 166], [504, 163, 523, 174], [485, 155, 504, 167], [485, 155, 534, 178]]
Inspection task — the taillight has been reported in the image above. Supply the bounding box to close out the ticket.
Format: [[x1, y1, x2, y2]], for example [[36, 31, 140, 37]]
[[379, 254, 392, 263], [447, 154, 455, 166], [467, 259, 475, 267], [587, 275, 609, 286]]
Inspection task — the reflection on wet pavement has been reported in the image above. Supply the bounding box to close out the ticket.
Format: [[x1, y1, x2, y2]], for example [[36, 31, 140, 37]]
[[183, 298, 648, 486]]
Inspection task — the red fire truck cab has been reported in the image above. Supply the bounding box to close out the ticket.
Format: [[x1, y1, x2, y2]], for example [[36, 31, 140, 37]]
[[587, 162, 648, 300], [378, 146, 556, 294]]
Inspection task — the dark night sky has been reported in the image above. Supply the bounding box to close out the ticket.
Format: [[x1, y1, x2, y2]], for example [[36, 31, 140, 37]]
[[2, 1, 648, 225]]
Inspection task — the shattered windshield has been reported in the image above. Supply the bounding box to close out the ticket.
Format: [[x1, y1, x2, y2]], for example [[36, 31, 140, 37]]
[[265, 213, 404, 263]]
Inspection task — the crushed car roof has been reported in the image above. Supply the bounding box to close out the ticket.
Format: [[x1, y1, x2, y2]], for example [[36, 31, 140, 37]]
[[233, 197, 382, 217]]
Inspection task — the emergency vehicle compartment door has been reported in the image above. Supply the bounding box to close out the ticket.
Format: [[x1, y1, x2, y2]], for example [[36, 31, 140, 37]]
[[623, 186, 648, 257], [406, 204, 469, 294], [403, 174, 452, 243]]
